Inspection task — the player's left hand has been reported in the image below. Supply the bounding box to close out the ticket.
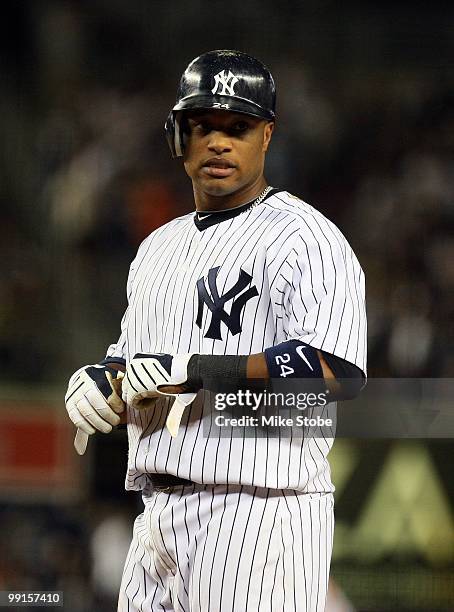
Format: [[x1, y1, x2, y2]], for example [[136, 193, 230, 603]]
[[123, 353, 198, 437], [122, 353, 197, 409]]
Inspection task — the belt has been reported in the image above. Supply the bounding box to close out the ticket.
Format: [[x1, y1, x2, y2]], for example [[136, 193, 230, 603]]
[[149, 473, 194, 492]]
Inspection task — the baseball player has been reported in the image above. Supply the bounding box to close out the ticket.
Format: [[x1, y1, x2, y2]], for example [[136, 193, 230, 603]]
[[65, 50, 367, 611]]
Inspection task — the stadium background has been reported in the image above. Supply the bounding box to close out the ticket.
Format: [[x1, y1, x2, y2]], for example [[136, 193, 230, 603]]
[[0, 1, 453, 610]]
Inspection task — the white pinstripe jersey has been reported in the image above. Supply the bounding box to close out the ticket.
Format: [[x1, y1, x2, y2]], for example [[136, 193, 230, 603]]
[[106, 190, 367, 493]]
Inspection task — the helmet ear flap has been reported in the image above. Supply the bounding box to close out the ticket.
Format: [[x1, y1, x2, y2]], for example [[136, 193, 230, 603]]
[[165, 110, 185, 158]]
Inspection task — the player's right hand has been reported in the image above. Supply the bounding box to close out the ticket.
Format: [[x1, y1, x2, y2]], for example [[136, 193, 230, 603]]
[[64, 364, 126, 438]]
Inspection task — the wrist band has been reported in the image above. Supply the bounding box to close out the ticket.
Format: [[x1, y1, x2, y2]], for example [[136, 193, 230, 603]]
[[187, 354, 248, 392], [99, 356, 127, 368]]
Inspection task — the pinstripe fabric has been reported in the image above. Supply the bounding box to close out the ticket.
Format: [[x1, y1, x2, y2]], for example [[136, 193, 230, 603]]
[[106, 191, 366, 494], [111, 190, 365, 610], [118, 485, 334, 612]]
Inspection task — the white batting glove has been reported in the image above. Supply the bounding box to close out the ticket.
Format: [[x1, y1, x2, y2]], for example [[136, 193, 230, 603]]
[[122, 353, 197, 436], [65, 364, 125, 454]]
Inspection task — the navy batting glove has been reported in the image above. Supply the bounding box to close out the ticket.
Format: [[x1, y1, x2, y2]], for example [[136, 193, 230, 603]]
[[65, 364, 125, 436], [122, 353, 197, 410]]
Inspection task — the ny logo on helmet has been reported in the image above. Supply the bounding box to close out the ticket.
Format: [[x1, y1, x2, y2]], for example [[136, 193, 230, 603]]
[[211, 70, 239, 96], [196, 267, 258, 340]]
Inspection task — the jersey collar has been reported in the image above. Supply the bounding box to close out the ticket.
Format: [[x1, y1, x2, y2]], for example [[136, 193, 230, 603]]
[[193, 187, 281, 231]]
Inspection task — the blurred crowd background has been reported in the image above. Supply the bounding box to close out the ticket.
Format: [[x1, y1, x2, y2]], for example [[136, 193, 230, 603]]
[[0, 1, 453, 610]]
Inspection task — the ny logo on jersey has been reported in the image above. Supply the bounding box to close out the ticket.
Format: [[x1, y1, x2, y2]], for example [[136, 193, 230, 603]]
[[196, 267, 258, 340], [211, 70, 239, 96]]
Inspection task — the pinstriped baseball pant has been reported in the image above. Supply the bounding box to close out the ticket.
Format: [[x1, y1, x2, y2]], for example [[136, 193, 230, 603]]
[[118, 484, 334, 611]]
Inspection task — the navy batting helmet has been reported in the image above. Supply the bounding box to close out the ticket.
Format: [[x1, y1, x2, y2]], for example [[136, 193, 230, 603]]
[[165, 50, 276, 157]]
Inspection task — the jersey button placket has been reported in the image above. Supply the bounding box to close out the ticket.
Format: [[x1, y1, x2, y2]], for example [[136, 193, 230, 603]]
[[180, 231, 201, 273]]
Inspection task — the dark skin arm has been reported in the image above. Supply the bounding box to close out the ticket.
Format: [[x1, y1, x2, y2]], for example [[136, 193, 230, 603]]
[[159, 351, 340, 395], [110, 351, 340, 425]]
